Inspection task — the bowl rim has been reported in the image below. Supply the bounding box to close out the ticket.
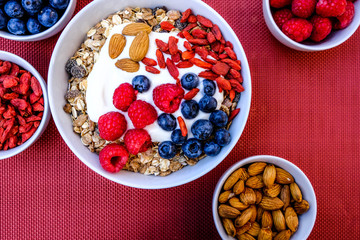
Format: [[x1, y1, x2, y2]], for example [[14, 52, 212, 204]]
[[212, 155, 317, 239], [0, 0, 77, 42], [0, 50, 50, 160]]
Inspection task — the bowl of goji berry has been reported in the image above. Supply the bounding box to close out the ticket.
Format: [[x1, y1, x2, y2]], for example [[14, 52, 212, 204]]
[[263, 0, 360, 51], [0, 51, 50, 159]]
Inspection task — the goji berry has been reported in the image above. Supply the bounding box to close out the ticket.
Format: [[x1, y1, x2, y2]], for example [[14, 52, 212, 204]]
[[207, 32, 216, 44], [26, 115, 42, 122], [10, 98, 28, 111], [229, 89, 236, 102], [2, 75, 19, 88], [37, 97, 44, 106], [184, 88, 200, 100], [225, 41, 234, 49], [19, 122, 33, 133], [141, 57, 157, 66], [188, 15, 197, 23], [211, 24, 222, 41], [195, 47, 208, 60], [197, 15, 213, 28], [30, 77, 42, 97], [9, 63, 20, 77], [8, 136, 18, 148], [0, 61, 11, 74], [177, 116, 187, 137], [21, 126, 37, 143], [230, 69, 242, 81], [29, 93, 41, 104], [3, 93, 19, 100], [145, 66, 161, 74], [183, 23, 197, 32], [224, 47, 237, 60], [219, 54, 228, 59], [211, 41, 221, 52], [171, 52, 181, 63], [176, 61, 194, 68], [228, 108, 240, 123], [198, 70, 219, 80], [168, 36, 179, 55], [32, 102, 44, 112], [215, 77, 231, 91], [18, 72, 31, 95], [184, 41, 192, 51], [156, 49, 166, 69], [218, 44, 225, 54], [190, 58, 213, 69], [181, 8, 192, 23], [191, 29, 207, 39], [205, 58, 218, 65], [188, 38, 210, 45], [212, 62, 230, 76], [17, 115, 26, 126], [221, 59, 241, 70], [177, 32, 184, 38], [155, 39, 169, 52], [33, 121, 40, 128], [166, 58, 179, 80], [183, 30, 193, 40], [160, 21, 175, 31], [208, 51, 220, 60], [3, 106, 16, 119], [182, 51, 195, 61], [229, 79, 244, 92]]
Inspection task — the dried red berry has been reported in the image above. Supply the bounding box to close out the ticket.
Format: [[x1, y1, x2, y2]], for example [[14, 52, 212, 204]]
[[156, 49, 166, 69], [228, 108, 240, 122], [181, 8, 192, 23], [188, 15, 197, 23], [145, 66, 161, 74], [211, 24, 222, 40], [182, 51, 195, 60], [184, 88, 200, 100], [190, 58, 213, 69], [198, 70, 219, 80], [160, 21, 175, 31], [195, 47, 208, 60], [155, 39, 169, 52], [191, 29, 207, 39], [188, 38, 209, 45], [197, 15, 213, 28], [30, 77, 42, 97], [168, 36, 179, 55], [184, 41, 192, 51], [176, 61, 194, 68], [141, 57, 157, 66], [212, 62, 231, 76], [207, 32, 216, 44], [166, 58, 179, 80]]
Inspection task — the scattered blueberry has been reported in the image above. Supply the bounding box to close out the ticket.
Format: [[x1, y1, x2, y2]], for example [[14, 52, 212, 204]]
[[4, 0, 25, 18], [215, 128, 231, 146], [199, 95, 217, 113], [181, 100, 199, 119], [204, 141, 221, 156], [182, 138, 202, 158], [191, 119, 213, 140], [171, 129, 188, 145], [7, 18, 26, 35], [209, 110, 228, 128], [203, 79, 216, 96], [49, 0, 69, 10], [26, 17, 41, 34], [22, 0, 42, 15], [158, 141, 177, 159], [38, 6, 58, 28], [0, 9, 7, 30], [157, 113, 177, 131], [181, 73, 199, 90], [132, 75, 150, 93]]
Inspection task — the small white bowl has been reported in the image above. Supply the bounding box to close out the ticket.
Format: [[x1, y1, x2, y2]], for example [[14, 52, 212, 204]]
[[0, 51, 50, 159], [213, 155, 317, 240], [263, 0, 360, 51], [0, 0, 77, 41]]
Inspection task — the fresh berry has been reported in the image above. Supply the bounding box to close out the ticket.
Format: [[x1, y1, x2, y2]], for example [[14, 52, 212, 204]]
[[38, 6, 58, 28], [199, 95, 217, 113], [333, 1, 355, 29], [316, 0, 347, 17], [272, 9, 293, 29], [214, 128, 231, 146], [181, 73, 199, 90], [292, 0, 316, 18], [270, 0, 292, 8], [157, 113, 177, 131], [310, 15, 332, 42], [203, 79, 216, 96], [153, 83, 185, 113], [191, 119, 214, 140], [282, 18, 313, 42], [182, 138, 203, 158], [171, 129, 188, 144], [181, 100, 199, 119], [209, 110, 228, 128], [7, 18, 26, 35], [124, 129, 152, 155], [22, 0, 42, 15], [4, 0, 25, 18], [158, 141, 177, 159], [204, 141, 221, 156], [0, 9, 7, 30], [50, 0, 69, 10], [132, 75, 150, 93], [98, 112, 127, 141], [26, 18, 41, 34], [113, 83, 136, 111], [128, 100, 157, 128], [99, 143, 129, 173]]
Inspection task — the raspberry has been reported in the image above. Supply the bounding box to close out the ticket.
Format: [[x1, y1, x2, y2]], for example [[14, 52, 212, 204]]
[[124, 129, 152, 155], [99, 143, 129, 173], [128, 100, 157, 128], [333, 1, 355, 29], [282, 18, 313, 42], [272, 9, 294, 29], [113, 83, 136, 111], [310, 15, 332, 42], [98, 112, 127, 141], [153, 84, 185, 113], [270, 0, 292, 8], [316, 0, 347, 17], [292, 0, 316, 18]]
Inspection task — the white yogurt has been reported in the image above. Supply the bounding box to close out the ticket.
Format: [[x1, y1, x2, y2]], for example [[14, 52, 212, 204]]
[[86, 24, 223, 142]]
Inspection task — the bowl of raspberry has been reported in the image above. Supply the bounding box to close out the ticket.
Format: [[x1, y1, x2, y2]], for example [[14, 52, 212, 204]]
[[0, 0, 77, 41], [263, 0, 360, 51], [48, 0, 251, 189]]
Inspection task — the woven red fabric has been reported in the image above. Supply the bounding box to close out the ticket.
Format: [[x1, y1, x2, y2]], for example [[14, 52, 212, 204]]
[[1, 0, 360, 239]]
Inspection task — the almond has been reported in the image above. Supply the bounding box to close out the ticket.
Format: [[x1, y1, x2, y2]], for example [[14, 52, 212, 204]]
[[240, 188, 256, 205], [233, 179, 245, 195], [274, 230, 291, 240], [236, 222, 252, 236], [247, 221, 260, 237], [261, 211, 273, 229], [259, 196, 284, 211], [272, 210, 286, 232], [219, 190, 233, 203], [235, 207, 253, 227], [258, 228, 272, 240], [238, 233, 256, 240], [249, 205, 257, 223], [294, 199, 310, 214], [229, 197, 249, 210], [122, 22, 152, 36], [108, 34, 126, 59], [248, 162, 267, 176], [264, 183, 281, 198], [256, 206, 264, 222], [276, 168, 294, 184], [129, 31, 149, 62], [290, 183, 302, 202], [280, 185, 290, 210], [115, 58, 140, 72], [246, 175, 265, 189], [285, 207, 299, 232], [263, 164, 276, 187], [255, 190, 263, 204], [218, 204, 241, 219], [224, 168, 248, 190], [222, 218, 236, 237]]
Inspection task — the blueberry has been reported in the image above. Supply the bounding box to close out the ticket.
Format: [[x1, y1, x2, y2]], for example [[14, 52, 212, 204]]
[[157, 113, 177, 131], [0, 9, 7, 30], [158, 141, 177, 159], [26, 17, 41, 34], [38, 6, 58, 28], [209, 110, 228, 128], [181, 100, 199, 119], [204, 141, 221, 156], [181, 73, 199, 90], [132, 75, 150, 93], [182, 138, 202, 158], [191, 119, 213, 140], [22, 0, 42, 15], [199, 95, 217, 113], [171, 129, 188, 144], [4, 0, 25, 18], [203, 79, 216, 96], [215, 128, 231, 146], [7, 18, 26, 35], [49, 0, 69, 10]]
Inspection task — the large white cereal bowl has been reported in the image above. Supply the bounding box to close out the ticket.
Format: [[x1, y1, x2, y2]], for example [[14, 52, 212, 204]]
[[48, 0, 251, 189]]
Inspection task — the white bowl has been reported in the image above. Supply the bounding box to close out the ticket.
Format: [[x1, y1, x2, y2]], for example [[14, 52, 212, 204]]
[[0, 0, 77, 41], [212, 155, 317, 240], [263, 0, 360, 51], [48, 0, 252, 189], [0, 51, 50, 159]]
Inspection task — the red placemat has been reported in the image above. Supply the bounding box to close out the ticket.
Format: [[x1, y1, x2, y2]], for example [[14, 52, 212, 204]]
[[1, 0, 360, 239]]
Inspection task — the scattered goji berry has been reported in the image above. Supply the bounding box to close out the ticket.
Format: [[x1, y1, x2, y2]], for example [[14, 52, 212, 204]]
[[19, 122, 33, 133], [183, 23, 197, 32], [188, 38, 210, 45], [229, 89, 236, 102], [229, 79, 245, 92], [155, 39, 169, 52], [215, 77, 232, 91], [184, 88, 200, 100], [26, 115, 42, 122], [30, 76, 42, 97], [181, 8, 192, 23], [177, 116, 188, 137], [145, 66, 161, 74], [3, 105, 16, 119], [211, 41, 221, 52], [9, 63, 20, 77], [191, 29, 207, 39], [141, 57, 157, 66], [3, 93, 19, 100], [230, 69, 242, 81], [224, 47, 237, 60], [171, 52, 181, 63], [207, 32, 216, 44], [184, 41, 192, 51], [205, 58, 218, 65], [0, 61, 11, 74], [10, 98, 28, 111], [218, 44, 225, 54], [166, 58, 179, 80], [221, 59, 241, 70], [225, 41, 234, 49], [188, 15, 197, 23], [211, 24, 222, 40], [197, 15, 213, 28], [17, 115, 26, 126], [228, 108, 240, 123], [182, 51, 195, 61], [168, 36, 179, 55], [176, 61, 194, 68], [212, 62, 230, 76], [195, 47, 208, 60], [3, 75, 19, 88], [208, 51, 220, 60], [177, 32, 184, 38], [190, 58, 213, 69], [183, 30, 193, 40], [160, 21, 175, 31], [21, 127, 37, 143], [156, 49, 166, 69], [198, 70, 219, 80]]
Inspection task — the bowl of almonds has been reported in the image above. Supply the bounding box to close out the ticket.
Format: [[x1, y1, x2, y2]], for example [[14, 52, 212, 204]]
[[212, 155, 317, 240]]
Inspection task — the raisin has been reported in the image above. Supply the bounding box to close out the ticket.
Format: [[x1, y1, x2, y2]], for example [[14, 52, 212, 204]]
[[174, 19, 187, 30], [64, 90, 81, 100], [153, 6, 168, 14], [65, 59, 77, 74], [70, 65, 86, 78], [153, 24, 161, 32]]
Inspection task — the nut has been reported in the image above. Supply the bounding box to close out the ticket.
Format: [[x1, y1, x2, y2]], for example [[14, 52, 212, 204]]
[[222, 218, 236, 237], [229, 197, 249, 210], [115, 58, 140, 72], [219, 190, 232, 203], [276, 168, 294, 184], [264, 183, 282, 198], [258, 228, 272, 240], [238, 233, 256, 240], [285, 207, 299, 232], [255, 190, 263, 204], [122, 22, 152, 35], [274, 230, 292, 240], [240, 188, 256, 205], [272, 210, 286, 232], [290, 182, 303, 202], [108, 34, 126, 59], [236, 222, 252, 236], [235, 207, 253, 227], [224, 168, 248, 190], [248, 162, 267, 176], [261, 211, 273, 229], [259, 196, 284, 211], [263, 164, 276, 187], [218, 204, 241, 219], [294, 199, 310, 214], [233, 179, 245, 195], [129, 31, 149, 62], [280, 185, 290, 210], [247, 221, 260, 237], [246, 175, 265, 189]]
